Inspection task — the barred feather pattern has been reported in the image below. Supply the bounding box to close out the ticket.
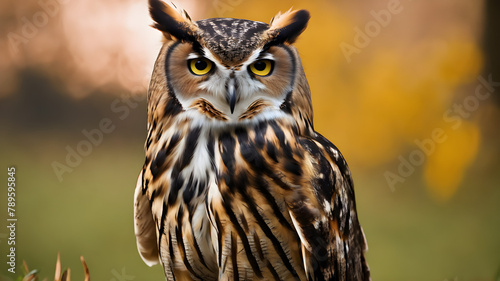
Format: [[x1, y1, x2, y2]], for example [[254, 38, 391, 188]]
[[136, 74, 370, 280], [134, 2, 370, 280], [137, 107, 370, 280]]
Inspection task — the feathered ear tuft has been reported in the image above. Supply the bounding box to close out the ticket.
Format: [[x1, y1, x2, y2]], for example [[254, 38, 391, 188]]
[[149, 0, 197, 42], [267, 9, 310, 45]]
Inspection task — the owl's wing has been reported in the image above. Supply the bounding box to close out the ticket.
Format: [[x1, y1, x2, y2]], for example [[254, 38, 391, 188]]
[[133, 169, 160, 266], [289, 132, 371, 281]]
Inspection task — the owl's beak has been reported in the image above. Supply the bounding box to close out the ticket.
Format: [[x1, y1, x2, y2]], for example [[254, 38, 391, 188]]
[[229, 90, 237, 114], [227, 78, 238, 114]]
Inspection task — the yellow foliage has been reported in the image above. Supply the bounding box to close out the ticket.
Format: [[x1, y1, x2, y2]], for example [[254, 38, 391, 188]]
[[424, 121, 480, 201]]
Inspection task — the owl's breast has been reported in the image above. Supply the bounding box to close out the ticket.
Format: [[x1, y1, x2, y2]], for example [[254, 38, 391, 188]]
[[147, 125, 220, 280], [152, 120, 307, 280]]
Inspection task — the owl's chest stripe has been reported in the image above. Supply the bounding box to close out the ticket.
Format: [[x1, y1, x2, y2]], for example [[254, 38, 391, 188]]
[[174, 205, 206, 280], [216, 124, 304, 279], [219, 173, 301, 280], [165, 127, 202, 208], [220, 195, 264, 278]]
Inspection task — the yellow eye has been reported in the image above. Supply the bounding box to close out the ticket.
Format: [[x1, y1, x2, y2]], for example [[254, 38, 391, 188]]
[[189, 58, 213, 76], [249, 60, 273, 76]]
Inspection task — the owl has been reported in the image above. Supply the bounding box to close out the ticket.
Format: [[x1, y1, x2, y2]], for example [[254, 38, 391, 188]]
[[134, 1, 371, 280]]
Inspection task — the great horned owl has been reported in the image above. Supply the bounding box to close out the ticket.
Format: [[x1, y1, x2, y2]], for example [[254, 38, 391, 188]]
[[134, 1, 370, 280]]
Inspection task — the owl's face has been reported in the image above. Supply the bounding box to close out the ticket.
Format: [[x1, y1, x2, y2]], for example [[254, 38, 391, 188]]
[[148, 0, 312, 128]]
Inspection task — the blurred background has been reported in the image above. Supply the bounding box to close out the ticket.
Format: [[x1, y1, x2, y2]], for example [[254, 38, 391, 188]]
[[0, 0, 499, 280]]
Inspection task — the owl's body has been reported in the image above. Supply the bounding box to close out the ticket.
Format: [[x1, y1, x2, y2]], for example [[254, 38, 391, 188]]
[[134, 1, 370, 280]]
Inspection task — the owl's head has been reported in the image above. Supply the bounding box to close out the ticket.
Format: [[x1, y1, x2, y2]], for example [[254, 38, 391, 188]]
[[148, 0, 313, 131]]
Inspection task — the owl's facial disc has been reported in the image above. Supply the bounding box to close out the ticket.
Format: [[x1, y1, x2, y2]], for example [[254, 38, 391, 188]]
[[166, 43, 295, 123]]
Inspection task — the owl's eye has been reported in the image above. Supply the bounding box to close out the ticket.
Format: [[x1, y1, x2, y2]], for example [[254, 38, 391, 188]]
[[249, 60, 274, 76], [188, 58, 213, 76]]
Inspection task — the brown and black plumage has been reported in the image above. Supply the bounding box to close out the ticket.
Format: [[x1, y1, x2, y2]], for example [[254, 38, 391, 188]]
[[134, 1, 371, 280]]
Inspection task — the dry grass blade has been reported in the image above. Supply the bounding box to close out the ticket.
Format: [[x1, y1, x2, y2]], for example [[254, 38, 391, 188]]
[[22, 253, 89, 281], [80, 256, 90, 281], [61, 268, 70, 281], [54, 252, 61, 281], [23, 260, 30, 273], [22, 270, 39, 281]]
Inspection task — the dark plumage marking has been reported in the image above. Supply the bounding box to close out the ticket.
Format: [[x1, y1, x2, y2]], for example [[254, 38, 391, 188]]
[[157, 205, 169, 263], [170, 265, 177, 281], [254, 177, 294, 231], [268, 122, 302, 179], [305, 134, 354, 237], [149, 0, 196, 43], [223, 164, 298, 279], [163, 97, 183, 117], [146, 132, 153, 149], [268, 173, 293, 191], [175, 205, 203, 280], [182, 174, 196, 207], [315, 133, 350, 177], [155, 128, 163, 143], [289, 202, 334, 281], [266, 141, 278, 163], [231, 232, 239, 281], [163, 41, 184, 115], [284, 160, 302, 177], [279, 90, 294, 115], [168, 228, 175, 261], [254, 121, 267, 149], [238, 133, 265, 169], [316, 155, 335, 202], [236, 133, 293, 231], [334, 193, 351, 236], [214, 212, 224, 266], [242, 196, 300, 280], [141, 166, 148, 194], [234, 127, 248, 142], [299, 137, 320, 156], [178, 126, 201, 169], [207, 135, 216, 169], [289, 203, 319, 240], [267, 263, 281, 281], [219, 132, 237, 189], [266, 10, 310, 45], [269, 121, 286, 146], [219, 132, 236, 169], [276, 45, 297, 113], [331, 248, 341, 281], [253, 232, 265, 261], [167, 166, 183, 205], [191, 41, 204, 56], [239, 214, 249, 233], [190, 222, 209, 269], [151, 149, 167, 178], [149, 189, 158, 207], [220, 198, 263, 278], [165, 132, 182, 153]]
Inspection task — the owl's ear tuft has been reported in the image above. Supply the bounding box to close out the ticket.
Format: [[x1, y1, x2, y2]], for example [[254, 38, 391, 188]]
[[267, 9, 310, 44], [149, 0, 197, 42]]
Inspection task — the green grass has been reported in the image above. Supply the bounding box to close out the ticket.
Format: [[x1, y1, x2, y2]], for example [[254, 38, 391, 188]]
[[1, 135, 499, 281]]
